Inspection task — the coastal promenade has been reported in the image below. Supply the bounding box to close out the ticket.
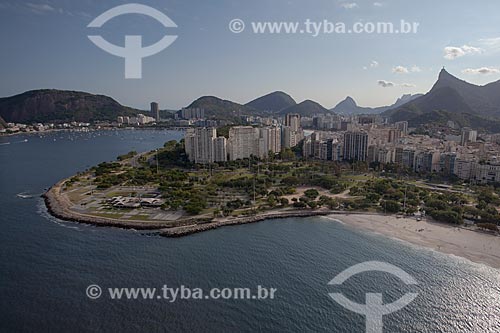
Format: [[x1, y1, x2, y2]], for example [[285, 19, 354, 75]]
[[43, 179, 331, 233], [44, 178, 500, 269]]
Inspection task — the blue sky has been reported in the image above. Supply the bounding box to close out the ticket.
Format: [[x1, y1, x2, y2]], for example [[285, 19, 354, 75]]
[[1, 0, 499, 110]]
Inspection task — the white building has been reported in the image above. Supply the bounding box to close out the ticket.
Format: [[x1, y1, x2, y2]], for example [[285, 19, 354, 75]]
[[453, 159, 473, 180], [213, 137, 227, 162], [461, 127, 478, 146], [184, 127, 227, 164], [259, 126, 282, 155], [282, 126, 304, 149], [285, 114, 301, 131], [227, 126, 260, 160]]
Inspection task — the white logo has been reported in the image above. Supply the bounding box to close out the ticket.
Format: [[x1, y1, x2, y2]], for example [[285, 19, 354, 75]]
[[86, 284, 102, 299], [328, 261, 418, 333], [87, 3, 178, 79]]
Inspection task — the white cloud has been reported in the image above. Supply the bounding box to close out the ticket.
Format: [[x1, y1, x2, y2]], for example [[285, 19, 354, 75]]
[[373, 2, 384, 7], [392, 65, 422, 74], [443, 45, 483, 60], [462, 67, 500, 75], [363, 60, 379, 70], [378, 80, 395, 88], [410, 65, 422, 73], [478, 37, 500, 47], [378, 80, 416, 88], [340, 2, 358, 9], [478, 37, 500, 52], [26, 3, 55, 14], [392, 66, 409, 74]]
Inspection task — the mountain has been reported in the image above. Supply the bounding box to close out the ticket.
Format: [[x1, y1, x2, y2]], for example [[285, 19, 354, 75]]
[[279, 100, 330, 117], [187, 96, 259, 121], [245, 91, 296, 112], [393, 94, 425, 108], [383, 69, 500, 131], [0, 89, 139, 123], [331, 94, 423, 115]]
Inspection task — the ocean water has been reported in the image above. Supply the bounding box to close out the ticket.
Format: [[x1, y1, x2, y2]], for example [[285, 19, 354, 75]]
[[1, 130, 499, 332]]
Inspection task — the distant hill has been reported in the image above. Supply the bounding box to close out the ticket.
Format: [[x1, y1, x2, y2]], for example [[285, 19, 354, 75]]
[[383, 69, 500, 131], [331, 94, 423, 115], [187, 96, 259, 121], [0, 115, 7, 129], [0, 89, 139, 123], [245, 91, 296, 112], [279, 100, 330, 117]]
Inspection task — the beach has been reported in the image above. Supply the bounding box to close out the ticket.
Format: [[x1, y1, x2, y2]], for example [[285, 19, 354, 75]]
[[45, 178, 500, 269], [331, 214, 500, 269]]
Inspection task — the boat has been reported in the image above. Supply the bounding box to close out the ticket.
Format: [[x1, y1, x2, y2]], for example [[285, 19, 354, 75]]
[[16, 192, 34, 199]]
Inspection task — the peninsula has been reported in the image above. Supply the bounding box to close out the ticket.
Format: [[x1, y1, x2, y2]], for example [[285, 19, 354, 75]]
[[43, 137, 500, 268]]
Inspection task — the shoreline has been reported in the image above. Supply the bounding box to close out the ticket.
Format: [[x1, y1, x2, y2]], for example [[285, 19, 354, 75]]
[[0, 126, 185, 138], [331, 214, 500, 269], [42, 181, 331, 232], [44, 181, 500, 269]]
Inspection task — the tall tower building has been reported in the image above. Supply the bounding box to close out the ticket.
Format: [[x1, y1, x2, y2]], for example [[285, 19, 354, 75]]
[[343, 131, 369, 161], [184, 127, 217, 164], [285, 114, 301, 131], [460, 127, 477, 146], [227, 126, 259, 160], [151, 102, 159, 122], [213, 137, 227, 162], [395, 121, 408, 135], [259, 126, 282, 156]]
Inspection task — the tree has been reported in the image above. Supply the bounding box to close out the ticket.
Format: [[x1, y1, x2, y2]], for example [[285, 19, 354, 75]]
[[293, 201, 307, 208], [429, 210, 463, 225], [281, 148, 295, 161], [267, 194, 277, 207], [382, 200, 400, 213], [304, 189, 319, 200], [307, 201, 318, 209]]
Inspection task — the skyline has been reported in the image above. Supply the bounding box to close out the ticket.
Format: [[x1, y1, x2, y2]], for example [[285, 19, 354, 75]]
[[1, 0, 500, 110]]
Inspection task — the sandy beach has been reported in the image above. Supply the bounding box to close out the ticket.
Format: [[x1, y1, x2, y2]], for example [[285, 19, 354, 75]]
[[331, 214, 500, 269]]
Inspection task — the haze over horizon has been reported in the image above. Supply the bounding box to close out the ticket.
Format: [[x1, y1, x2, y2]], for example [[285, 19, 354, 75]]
[[1, 0, 500, 109]]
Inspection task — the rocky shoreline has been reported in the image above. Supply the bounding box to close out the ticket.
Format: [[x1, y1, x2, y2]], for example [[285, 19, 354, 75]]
[[43, 180, 332, 235], [159, 211, 331, 237]]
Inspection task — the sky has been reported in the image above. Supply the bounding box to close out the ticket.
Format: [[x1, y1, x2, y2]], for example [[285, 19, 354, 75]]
[[1, 0, 500, 110]]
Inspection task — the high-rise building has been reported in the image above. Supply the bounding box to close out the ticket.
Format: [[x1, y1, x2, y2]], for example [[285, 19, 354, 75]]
[[395, 121, 408, 135], [285, 114, 301, 131], [227, 126, 260, 160], [151, 102, 159, 122], [282, 126, 304, 149], [414, 151, 441, 173], [179, 108, 205, 120], [388, 129, 402, 143], [184, 127, 227, 164], [213, 137, 227, 162], [439, 153, 457, 176], [343, 131, 369, 161], [259, 126, 281, 156], [461, 127, 477, 146], [453, 159, 473, 180], [402, 149, 416, 169]]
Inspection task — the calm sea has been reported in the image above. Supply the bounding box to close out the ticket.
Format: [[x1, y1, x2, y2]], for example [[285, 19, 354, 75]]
[[0, 129, 499, 332]]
